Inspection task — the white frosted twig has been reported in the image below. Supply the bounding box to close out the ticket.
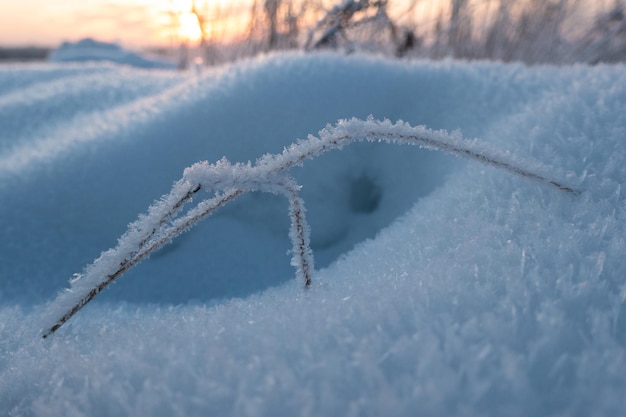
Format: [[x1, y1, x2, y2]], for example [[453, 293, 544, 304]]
[[41, 187, 242, 338], [277, 177, 314, 287], [257, 117, 578, 194], [42, 117, 578, 338], [42, 169, 311, 338]]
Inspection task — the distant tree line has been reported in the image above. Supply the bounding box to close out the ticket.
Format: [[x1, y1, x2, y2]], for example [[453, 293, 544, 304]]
[[0, 47, 50, 62]]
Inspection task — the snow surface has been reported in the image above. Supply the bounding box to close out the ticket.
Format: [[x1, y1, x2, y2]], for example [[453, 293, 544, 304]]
[[48, 38, 176, 70], [1, 52, 626, 416]]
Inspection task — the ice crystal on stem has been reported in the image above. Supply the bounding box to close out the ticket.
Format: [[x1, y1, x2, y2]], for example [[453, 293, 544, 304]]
[[41, 117, 578, 338]]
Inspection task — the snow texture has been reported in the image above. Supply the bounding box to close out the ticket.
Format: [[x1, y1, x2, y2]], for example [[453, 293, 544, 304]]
[[1, 52, 626, 416], [48, 38, 176, 69]]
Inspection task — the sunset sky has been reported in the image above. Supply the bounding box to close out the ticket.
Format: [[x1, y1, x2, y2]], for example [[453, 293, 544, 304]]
[[0, 0, 441, 49], [0, 0, 247, 48], [0, 0, 606, 50]]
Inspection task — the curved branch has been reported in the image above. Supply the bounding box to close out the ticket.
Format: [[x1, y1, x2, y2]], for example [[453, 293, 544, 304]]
[[41, 117, 578, 338]]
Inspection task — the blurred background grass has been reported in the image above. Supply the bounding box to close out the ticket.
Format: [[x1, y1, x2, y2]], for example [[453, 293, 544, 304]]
[[1, 0, 625, 66]]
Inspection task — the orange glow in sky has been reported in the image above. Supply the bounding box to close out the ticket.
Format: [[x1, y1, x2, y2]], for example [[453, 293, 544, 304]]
[[0, 0, 250, 48], [176, 11, 204, 43], [0, 0, 601, 49]]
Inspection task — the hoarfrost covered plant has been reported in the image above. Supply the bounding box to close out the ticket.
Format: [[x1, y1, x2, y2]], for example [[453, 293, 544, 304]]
[[41, 117, 578, 338]]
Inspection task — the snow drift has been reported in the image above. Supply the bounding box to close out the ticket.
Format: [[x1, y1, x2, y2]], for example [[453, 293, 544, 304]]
[[1, 52, 625, 416], [48, 38, 176, 69]]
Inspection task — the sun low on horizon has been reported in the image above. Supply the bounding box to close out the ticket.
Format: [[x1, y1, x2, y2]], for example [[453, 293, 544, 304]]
[[175, 10, 204, 43], [156, 0, 208, 44], [0, 0, 250, 49]]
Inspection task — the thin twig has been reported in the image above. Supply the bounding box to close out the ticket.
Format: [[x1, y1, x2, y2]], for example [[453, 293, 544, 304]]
[[42, 188, 242, 338], [42, 118, 579, 338], [276, 177, 314, 287]]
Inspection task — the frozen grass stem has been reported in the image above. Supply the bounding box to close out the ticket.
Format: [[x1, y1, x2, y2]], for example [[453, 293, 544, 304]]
[[41, 117, 578, 338]]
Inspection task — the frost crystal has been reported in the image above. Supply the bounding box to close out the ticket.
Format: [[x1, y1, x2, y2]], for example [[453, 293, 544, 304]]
[[41, 118, 577, 338]]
